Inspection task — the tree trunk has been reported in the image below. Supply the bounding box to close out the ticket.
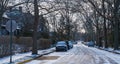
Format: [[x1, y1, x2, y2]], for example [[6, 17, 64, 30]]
[[102, 0, 108, 48], [113, 0, 120, 50], [96, 21, 100, 46], [32, 0, 39, 54]]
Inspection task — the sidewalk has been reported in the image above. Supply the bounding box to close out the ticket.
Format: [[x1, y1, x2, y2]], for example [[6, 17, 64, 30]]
[[0, 48, 55, 64]]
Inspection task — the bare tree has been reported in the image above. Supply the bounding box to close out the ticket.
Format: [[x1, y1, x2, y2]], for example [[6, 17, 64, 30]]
[[0, 0, 9, 22]]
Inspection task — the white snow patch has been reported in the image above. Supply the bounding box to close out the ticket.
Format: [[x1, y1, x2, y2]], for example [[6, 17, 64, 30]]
[[0, 52, 31, 64], [0, 48, 55, 64], [114, 50, 120, 54]]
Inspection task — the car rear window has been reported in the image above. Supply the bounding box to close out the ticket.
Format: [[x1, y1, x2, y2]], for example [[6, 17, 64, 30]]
[[57, 41, 66, 45]]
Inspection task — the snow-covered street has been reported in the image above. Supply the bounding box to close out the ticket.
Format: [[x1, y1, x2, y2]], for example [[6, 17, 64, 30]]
[[26, 42, 120, 64]]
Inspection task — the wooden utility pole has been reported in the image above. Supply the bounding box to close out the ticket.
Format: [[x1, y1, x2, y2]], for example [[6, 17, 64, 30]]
[[32, 0, 39, 54]]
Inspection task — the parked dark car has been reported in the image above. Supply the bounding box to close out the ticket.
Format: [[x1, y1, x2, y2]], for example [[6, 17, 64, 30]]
[[87, 41, 95, 47], [68, 41, 73, 49], [56, 41, 68, 51], [65, 41, 73, 49]]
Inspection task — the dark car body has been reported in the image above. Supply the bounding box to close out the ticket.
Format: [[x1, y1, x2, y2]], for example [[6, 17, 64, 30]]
[[66, 41, 73, 49], [68, 41, 73, 49], [56, 41, 68, 51], [88, 41, 95, 47]]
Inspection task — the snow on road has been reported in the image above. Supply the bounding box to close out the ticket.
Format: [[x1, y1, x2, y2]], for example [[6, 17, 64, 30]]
[[26, 42, 120, 64]]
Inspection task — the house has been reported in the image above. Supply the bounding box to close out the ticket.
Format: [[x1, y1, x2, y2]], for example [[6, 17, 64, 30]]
[[1, 6, 49, 37]]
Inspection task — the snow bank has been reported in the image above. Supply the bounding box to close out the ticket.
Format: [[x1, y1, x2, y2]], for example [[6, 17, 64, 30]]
[[0, 48, 55, 64]]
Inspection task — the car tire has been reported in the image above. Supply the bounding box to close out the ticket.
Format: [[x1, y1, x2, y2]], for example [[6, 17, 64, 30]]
[[65, 48, 67, 51], [65, 49, 67, 51]]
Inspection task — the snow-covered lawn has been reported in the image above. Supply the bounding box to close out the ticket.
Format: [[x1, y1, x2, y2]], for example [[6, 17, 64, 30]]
[[0, 48, 55, 64], [0, 52, 31, 64]]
